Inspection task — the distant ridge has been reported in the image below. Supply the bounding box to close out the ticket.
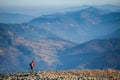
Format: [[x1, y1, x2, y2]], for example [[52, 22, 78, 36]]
[[29, 6, 120, 43], [0, 13, 35, 23]]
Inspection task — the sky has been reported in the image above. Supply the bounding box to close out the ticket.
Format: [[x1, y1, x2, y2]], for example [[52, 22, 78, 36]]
[[0, 0, 120, 7]]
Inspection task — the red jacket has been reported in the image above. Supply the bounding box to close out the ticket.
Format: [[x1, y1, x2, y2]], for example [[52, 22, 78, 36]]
[[31, 60, 35, 67]]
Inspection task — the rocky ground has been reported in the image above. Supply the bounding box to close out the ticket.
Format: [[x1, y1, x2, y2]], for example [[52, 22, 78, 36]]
[[0, 69, 120, 80]]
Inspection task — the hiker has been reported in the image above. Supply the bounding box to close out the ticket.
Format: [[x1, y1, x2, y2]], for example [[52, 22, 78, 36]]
[[30, 60, 35, 72]]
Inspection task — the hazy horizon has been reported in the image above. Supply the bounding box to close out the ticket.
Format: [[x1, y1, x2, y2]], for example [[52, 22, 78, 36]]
[[0, 0, 120, 16], [0, 5, 120, 17], [0, 0, 120, 7]]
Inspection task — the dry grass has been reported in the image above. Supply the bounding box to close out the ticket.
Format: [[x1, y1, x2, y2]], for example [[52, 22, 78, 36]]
[[0, 69, 120, 80]]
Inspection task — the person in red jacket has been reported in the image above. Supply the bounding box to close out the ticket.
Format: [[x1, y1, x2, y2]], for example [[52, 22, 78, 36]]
[[30, 60, 35, 72]]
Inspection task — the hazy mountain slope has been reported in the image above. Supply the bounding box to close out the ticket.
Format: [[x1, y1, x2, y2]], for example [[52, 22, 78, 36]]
[[0, 23, 75, 73], [0, 13, 35, 23], [29, 7, 120, 43], [58, 38, 120, 70], [96, 5, 120, 12], [102, 29, 120, 39]]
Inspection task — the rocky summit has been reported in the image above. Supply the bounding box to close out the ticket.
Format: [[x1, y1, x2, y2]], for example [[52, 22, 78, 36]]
[[0, 69, 120, 80]]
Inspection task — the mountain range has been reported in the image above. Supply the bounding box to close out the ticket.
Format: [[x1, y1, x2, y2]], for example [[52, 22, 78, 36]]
[[0, 23, 75, 73], [0, 5, 120, 73], [58, 38, 120, 70], [29, 6, 120, 43]]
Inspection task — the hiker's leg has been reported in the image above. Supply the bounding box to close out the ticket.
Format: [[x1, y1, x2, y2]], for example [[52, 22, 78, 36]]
[[32, 67, 33, 72]]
